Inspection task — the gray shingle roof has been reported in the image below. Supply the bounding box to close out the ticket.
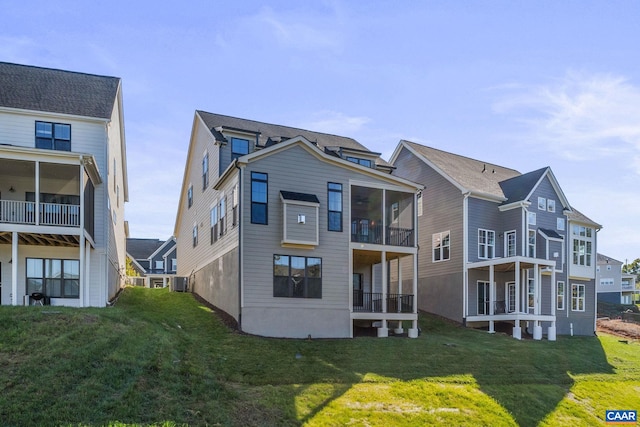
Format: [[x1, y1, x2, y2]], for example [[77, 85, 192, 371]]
[[401, 141, 521, 198], [597, 253, 622, 264], [0, 62, 120, 119], [566, 207, 602, 229], [499, 167, 547, 204], [197, 111, 391, 167], [127, 238, 165, 260]]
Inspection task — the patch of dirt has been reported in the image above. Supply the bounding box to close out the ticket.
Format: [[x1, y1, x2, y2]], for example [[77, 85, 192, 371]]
[[596, 318, 640, 341]]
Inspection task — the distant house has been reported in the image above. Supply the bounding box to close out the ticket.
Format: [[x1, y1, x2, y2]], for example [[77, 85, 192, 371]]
[[596, 254, 637, 305], [127, 237, 177, 288], [390, 141, 601, 339], [0, 62, 128, 306], [174, 111, 422, 338]]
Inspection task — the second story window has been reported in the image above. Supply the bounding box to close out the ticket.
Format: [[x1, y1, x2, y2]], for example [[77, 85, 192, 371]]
[[572, 225, 593, 267], [328, 182, 342, 231], [36, 121, 71, 151], [505, 231, 516, 257], [231, 138, 250, 160], [187, 185, 193, 208], [433, 231, 450, 262], [202, 153, 209, 190], [528, 230, 536, 257], [478, 229, 495, 259], [251, 172, 268, 224]]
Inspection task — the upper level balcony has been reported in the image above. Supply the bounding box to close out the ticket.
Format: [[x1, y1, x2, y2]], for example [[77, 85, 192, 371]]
[[0, 157, 95, 238], [350, 185, 415, 247]]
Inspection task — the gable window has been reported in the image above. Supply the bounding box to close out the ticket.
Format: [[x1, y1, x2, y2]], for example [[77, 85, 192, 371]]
[[273, 255, 322, 298], [210, 204, 218, 243], [328, 182, 343, 231], [26, 258, 79, 298], [571, 284, 585, 311], [528, 211, 536, 226], [505, 231, 517, 257], [231, 138, 250, 160], [538, 197, 546, 211], [547, 199, 556, 213], [433, 231, 450, 262], [477, 281, 490, 315], [557, 218, 565, 231], [202, 153, 209, 190], [572, 226, 593, 267], [187, 185, 193, 208], [192, 224, 198, 247], [528, 230, 536, 257], [251, 172, 268, 224], [35, 121, 71, 151], [478, 229, 495, 259], [155, 260, 164, 271], [557, 281, 565, 310]]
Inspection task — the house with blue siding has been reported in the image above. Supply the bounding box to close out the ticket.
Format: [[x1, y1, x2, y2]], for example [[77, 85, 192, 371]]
[[174, 112, 422, 338], [390, 141, 601, 339]]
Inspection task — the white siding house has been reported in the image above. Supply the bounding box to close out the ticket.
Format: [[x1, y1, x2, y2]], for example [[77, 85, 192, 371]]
[[0, 62, 128, 307]]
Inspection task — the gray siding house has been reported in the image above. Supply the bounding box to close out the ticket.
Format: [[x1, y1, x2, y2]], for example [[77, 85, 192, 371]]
[[174, 112, 422, 339], [596, 253, 637, 305], [0, 62, 128, 307], [390, 141, 601, 339], [127, 237, 177, 288]]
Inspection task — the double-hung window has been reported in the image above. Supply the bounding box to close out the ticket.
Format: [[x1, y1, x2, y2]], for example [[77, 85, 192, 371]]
[[557, 281, 565, 310], [231, 138, 249, 160], [505, 231, 516, 257], [273, 255, 322, 298], [187, 185, 193, 208], [572, 226, 593, 267], [571, 284, 585, 311], [210, 204, 218, 243], [251, 172, 268, 224], [433, 231, 450, 262], [219, 196, 226, 236], [192, 224, 198, 247], [478, 229, 495, 259], [528, 230, 536, 257], [328, 182, 342, 231], [35, 121, 71, 151]]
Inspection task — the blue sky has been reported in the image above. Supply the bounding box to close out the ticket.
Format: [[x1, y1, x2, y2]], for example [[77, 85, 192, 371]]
[[1, 1, 638, 263]]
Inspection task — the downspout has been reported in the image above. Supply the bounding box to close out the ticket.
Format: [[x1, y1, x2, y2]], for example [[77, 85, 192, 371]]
[[462, 191, 470, 323], [235, 160, 242, 330], [593, 228, 600, 335]]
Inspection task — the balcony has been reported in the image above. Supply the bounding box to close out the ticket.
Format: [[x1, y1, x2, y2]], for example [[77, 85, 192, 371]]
[[0, 199, 80, 227], [352, 290, 414, 313]]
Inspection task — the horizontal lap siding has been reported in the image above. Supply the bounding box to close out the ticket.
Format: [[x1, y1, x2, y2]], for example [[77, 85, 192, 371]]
[[242, 145, 401, 310], [467, 198, 502, 263]]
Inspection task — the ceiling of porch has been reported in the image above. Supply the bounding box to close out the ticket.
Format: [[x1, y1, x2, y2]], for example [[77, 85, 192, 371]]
[[0, 231, 80, 247]]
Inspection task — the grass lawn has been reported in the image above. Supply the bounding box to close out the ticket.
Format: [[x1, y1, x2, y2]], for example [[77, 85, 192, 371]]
[[0, 287, 638, 426]]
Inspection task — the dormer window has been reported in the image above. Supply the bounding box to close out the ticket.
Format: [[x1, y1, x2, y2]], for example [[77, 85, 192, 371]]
[[231, 138, 250, 160], [346, 156, 372, 167], [36, 121, 71, 151]]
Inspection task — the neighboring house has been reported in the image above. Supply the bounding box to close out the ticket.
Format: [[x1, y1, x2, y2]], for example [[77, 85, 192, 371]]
[[174, 111, 422, 338], [0, 62, 128, 307], [126, 237, 177, 288], [596, 253, 637, 305], [390, 141, 601, 339]]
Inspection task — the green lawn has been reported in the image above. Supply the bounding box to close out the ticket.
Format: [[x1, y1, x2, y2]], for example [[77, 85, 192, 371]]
[[0, 287, 638, 426]]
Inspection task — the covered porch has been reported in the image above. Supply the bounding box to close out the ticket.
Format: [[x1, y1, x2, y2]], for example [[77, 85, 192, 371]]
[[465, 256, 558, 340], [350, 246, 419, 338]]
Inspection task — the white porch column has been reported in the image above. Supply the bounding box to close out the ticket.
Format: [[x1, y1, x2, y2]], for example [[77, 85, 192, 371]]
[[35, 161, 40, 225], [489, 264, 495, 333], [378, 250, 389, 337], [79, 236, 85, 307], [84, 242, 91, 307], [394, 257, 404, 334], [11, 231, 18, 305], [532, 264, 543, 340], [548, 269, 557, 341], [408, 253, 419, 338], [513, 261, 522, 339]]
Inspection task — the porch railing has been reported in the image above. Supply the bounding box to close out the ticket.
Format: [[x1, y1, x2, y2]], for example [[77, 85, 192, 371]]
[[351, 219, 414, 247], [0, 199, 80, 227], [353, 290, 414, 313]]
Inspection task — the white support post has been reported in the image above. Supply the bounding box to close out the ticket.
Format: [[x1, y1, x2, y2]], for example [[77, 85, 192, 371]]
[[489, 264, 495, 333], [79, 236, 85, 307], [394, 257, 404, 334], [408, 252, 419, 338], [378, 250, 388, 337], [515, 262, 520, 313], [548, 268, 557, 340], [11, 231, 18, 306], [35, 161, 40, 225]]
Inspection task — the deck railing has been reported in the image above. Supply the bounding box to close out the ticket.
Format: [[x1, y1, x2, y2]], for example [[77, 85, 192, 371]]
[[352, 290, 414, 313], [0, 199, 80, 227], [351, 219, 414, 247]]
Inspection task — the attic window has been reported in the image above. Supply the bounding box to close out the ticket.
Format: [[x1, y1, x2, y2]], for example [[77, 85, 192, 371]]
[[547, 199, 556, 213], [231, 138, 249, 160], [346, 156, 372, 167]]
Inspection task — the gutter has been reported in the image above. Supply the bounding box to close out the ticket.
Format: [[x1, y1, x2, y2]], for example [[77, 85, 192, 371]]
[[235, 161, 243, 330]]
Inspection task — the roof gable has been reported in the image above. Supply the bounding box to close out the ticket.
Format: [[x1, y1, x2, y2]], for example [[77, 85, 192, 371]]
[[126, 238, 166, 260], [0, 62, 120, 119]]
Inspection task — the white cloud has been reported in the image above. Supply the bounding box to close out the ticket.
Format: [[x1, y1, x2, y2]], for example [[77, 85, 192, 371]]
[[299, 111, 371, 136], [493, 71, 640, 171]]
